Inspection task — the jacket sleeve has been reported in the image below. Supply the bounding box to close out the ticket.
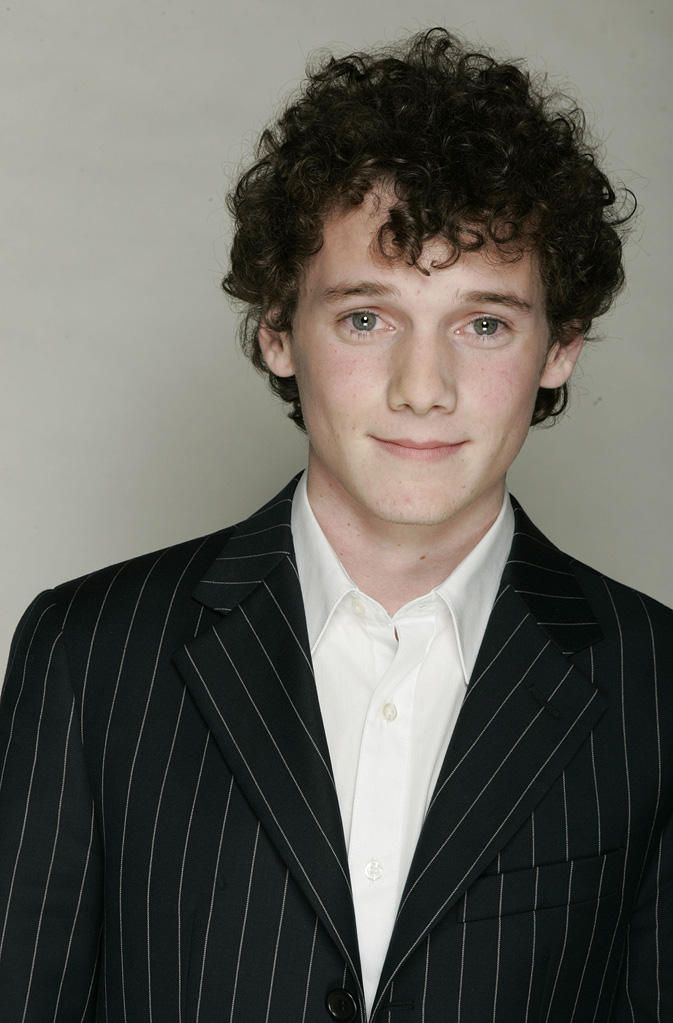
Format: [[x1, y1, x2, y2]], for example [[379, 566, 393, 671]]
[[609, 811, 673, 1021], [0, 591, 104, 1021]]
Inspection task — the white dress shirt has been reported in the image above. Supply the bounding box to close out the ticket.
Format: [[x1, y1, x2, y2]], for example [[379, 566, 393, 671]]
[[291, 472, 514, 1014]]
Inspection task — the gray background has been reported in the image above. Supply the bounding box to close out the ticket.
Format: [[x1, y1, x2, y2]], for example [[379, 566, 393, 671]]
[[1, 0, 671, 672]]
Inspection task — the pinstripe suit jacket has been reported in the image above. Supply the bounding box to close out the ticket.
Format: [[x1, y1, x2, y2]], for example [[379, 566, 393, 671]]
[[1, 473, 671, 1022]]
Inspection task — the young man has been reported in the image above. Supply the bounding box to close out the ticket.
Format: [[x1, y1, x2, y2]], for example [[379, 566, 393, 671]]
[[0, 28, 670, 1022]]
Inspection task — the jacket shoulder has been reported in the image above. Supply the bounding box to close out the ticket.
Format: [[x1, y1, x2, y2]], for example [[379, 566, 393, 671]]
[[33, 525, 235, 646], [570, 556, 673, 633]]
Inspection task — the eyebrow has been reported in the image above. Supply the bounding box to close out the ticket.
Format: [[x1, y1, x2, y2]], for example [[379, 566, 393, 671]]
[[456, 290, 533, 313], [319, 280, 402, 303]]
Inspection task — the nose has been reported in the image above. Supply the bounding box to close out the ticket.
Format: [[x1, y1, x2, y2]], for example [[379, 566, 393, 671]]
[[387, 330, 458, 415]]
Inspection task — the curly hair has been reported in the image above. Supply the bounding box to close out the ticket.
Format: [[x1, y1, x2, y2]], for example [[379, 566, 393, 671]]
[[222, 27, 635, 428]]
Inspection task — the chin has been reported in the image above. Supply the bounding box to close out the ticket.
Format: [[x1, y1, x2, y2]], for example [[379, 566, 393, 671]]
[[366, 491, 465, 528]]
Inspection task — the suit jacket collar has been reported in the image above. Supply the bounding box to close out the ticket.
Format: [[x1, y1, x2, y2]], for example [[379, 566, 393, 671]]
[[174, 475, 606, 1014]]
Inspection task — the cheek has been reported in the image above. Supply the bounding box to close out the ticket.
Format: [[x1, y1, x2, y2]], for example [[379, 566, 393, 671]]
[[480, 358, 541, 405], [299, 349, 378, 424], [471, 363, 541, 433]]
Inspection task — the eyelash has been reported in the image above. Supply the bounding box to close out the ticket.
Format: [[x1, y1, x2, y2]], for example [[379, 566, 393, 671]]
[[464, 316, 509, 339], [341, 310, 510, 340], [343, 311, 385, 338]]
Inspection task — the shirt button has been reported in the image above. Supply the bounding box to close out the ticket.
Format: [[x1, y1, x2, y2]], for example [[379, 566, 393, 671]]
[[351, 596, 365, 617], [382, 702, 398, 722], [365, 859, 384, 881]]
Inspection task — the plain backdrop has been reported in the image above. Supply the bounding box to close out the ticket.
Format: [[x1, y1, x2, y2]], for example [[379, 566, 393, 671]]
[[1, 0, 671, 672]]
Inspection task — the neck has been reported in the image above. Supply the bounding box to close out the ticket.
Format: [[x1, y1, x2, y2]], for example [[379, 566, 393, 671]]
[[305, 469, 504, 616]]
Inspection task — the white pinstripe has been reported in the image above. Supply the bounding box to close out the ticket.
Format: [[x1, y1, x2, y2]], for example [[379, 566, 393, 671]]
[[420, 933, 430, 1023], [176, 600, 208, 1022], [636, 598, 663, 868], [52, 805, 97, 1022], [0, 628, 61, 961], [372, 690, 600, 1021], [21, 698, 75, 1022], [79, 923, 102, 1023], [103, 919, 109, 1023], [229, 821, 261, 1023], [228, 523, 292, 542], [195, 776, 233, 1023], [427, 637, 550, 814], [213, 551, 292, 563], [177, 732, 210, 1023], [562, 771, 569, 861], [537, 621, 596, 627], [491, 866, 505, 1023], [569, 853, 608, 1023], [211, 627, 351, 889], [100, 553, 166, 851], [543, 860, 575, 1023], [202, 578, 263, 585], [118, 542, 207, 1023], [623, 929, 636, 1021], [300, 915, 319, 1023], [61, 575, 92, 632], [524, 863, 540, 1023], [637, 595, 664, 1022], [508, 530, 559, 553], [182, 646, 365, 1009], [655, 832, 663, 1023], [592, 582, 633, 1022], [457, 891, 467, 1023], [386, 979, 395, 1023], [247, 496, 293, 520], [264, 867, 289, 1023], [80, 564, 129, 744], [505, 561, 573, 577], [146, 685, 186, 1023], [524, 813, 537, 1023]]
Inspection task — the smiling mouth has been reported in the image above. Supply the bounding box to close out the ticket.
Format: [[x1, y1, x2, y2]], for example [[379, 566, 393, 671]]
[[372, 437, 466, 460]]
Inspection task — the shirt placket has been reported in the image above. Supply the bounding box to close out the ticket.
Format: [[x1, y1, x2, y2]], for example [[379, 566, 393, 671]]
[[347, 608, 436, 1011]]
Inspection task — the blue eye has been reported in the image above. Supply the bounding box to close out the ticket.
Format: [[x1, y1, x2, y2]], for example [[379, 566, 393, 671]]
[[471, 317, 502, 336], [350, 311, 378, 332]]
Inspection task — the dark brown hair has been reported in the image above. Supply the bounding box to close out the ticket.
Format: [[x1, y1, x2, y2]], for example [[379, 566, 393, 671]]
[[222, 28, 635, 428]]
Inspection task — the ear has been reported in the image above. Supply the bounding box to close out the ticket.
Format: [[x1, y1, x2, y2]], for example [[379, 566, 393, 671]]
[[539, 333, 584, 389], [258, 317, 296, 378]]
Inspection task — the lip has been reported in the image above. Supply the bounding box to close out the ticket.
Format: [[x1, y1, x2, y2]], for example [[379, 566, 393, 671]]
[[372, 436, 466, 460]]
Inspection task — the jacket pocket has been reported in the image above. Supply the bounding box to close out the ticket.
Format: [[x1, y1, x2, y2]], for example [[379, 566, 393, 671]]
[[458, 846, 625, 923]]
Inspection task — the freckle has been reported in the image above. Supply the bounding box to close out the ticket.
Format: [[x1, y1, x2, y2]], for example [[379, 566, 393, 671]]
[[419, 555, 426, 561]]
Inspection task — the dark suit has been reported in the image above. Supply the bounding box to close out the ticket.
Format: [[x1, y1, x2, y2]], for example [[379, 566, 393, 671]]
[[0, 473, 671, 1021]]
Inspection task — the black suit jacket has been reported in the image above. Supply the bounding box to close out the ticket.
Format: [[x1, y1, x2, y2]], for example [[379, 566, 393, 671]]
[[0, 474, 671, 1022]]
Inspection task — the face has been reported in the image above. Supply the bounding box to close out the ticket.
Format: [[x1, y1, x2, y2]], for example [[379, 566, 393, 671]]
[[259, 191, 582, 538]]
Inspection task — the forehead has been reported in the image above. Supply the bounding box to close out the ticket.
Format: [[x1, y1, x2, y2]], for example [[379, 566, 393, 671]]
[[301, 190, 543, 305]]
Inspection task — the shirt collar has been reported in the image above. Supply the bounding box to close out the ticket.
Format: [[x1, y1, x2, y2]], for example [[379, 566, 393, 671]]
[[433, 491, 514, 681], [291, 471, 357, 652], [291, 470, 514, 680]]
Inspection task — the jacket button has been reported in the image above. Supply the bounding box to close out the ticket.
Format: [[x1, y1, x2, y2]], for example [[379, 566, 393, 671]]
[[325, 987, 358, 1020]]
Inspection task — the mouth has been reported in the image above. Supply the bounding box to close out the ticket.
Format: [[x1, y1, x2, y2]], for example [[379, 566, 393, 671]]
[[372, 437, 467, 460]]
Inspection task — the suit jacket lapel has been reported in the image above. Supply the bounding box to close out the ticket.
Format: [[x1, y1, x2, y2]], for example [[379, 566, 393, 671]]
[[172, 475, 362, 991], [372, 498, 607, 1016]]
